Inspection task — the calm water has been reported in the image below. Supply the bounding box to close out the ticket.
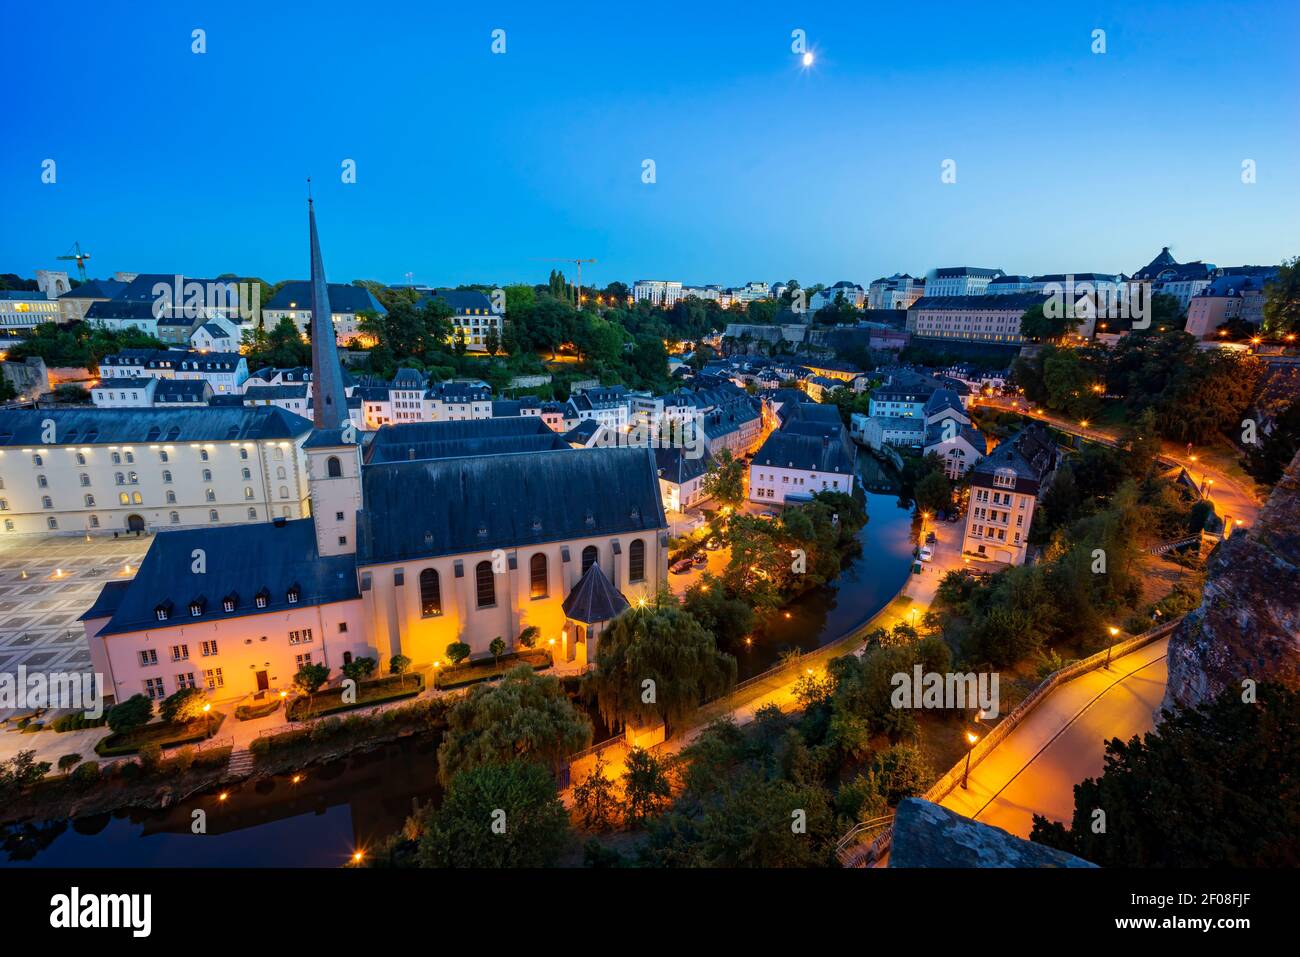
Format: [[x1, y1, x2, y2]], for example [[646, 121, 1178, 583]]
[[1, 455, 914, 867]]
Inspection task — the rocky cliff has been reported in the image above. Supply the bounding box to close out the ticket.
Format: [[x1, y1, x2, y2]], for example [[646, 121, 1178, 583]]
[[889, 798, 1096, 868], [1162, 449, 1300, 714]]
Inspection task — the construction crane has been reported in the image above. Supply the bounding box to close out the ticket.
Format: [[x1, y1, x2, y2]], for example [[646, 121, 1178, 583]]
[[536, 257, 597, 308], [57, 242, 91, 283]]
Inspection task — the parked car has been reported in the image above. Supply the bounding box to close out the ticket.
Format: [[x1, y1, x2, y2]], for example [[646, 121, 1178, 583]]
[[925, 531, 936, 544], [918, 546, 934, 562], [670, 559, 693, 574], [692, 552, 708, 566], [704, 538, 722, 551], [759, 511, 778, 521]]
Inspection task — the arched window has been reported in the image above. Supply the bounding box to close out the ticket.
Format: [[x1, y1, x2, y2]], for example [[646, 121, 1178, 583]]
[[327, 456, 342, 478], [475, 561, 496, 608], [529, 553, 548, 599], [277, 466, 287, 479], [628, 538, 646, 583], [419, 568, 442, 617], [279, 486, 289, 499], [581, 545, 598, 575]]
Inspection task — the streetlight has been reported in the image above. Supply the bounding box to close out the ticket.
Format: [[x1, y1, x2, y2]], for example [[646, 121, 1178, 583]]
[[202, 702, 213, 738], [1103, 626, 1120, 670], [961, 731, 979, 789]]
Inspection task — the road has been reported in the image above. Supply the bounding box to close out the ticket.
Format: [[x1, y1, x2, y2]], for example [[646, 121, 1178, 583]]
[[940, 635, 1169, 838], [977, 397, 1261, 526]]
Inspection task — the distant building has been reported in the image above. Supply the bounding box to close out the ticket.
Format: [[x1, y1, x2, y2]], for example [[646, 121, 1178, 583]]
[[1185, 268, 1277, 338], [1132, 248, 1218, 312], [923, 267, 1006, 297], [748, 416, 857, 506], [961, 424, 1059, 565], [264, 281, 386, 346], [99, 349, 249, 395], [190, 319, 239, 353], [868, 274, 925, 310], [56, 278, 128, 324], [420, 289, 501, 352], [654, 446, 713, 513], [0, 290, 60, 348], [810, 281, 866, 311], [907, 293, 1050, 344], [633, 280, 683, 307]]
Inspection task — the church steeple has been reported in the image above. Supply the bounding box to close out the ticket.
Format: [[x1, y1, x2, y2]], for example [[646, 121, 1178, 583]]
[[308, 192, 350, 430]]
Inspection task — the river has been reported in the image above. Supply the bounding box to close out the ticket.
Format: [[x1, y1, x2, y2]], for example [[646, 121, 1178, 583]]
[[0, 453, 915, 867]]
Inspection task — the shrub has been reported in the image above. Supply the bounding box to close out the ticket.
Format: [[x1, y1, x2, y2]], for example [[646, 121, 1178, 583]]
[[52, 712, 107, 733], [159, 687, 208, 724], [138, 743, 163, 772], [234, 698, 282, 721], [107, 694, 153, 734], [70, 760, 100, 789], [57, 753, 83, 774]]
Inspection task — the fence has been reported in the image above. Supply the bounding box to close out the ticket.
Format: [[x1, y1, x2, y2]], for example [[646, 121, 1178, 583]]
[[838, 617, 1182, 868]]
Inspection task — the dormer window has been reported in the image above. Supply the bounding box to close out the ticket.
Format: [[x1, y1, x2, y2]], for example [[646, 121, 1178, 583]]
[[286, 584, 300, 604], [155, 601, 173, 621], [222, 593, 238, 613], [254, 589, 269, 609], [188, 596, 206, 617]]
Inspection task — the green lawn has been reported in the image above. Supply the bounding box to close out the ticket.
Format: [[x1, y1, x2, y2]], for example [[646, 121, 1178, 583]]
[[95, 712, 226, 756], [434, 650, 553, 690], [287, 674, 425, 721]]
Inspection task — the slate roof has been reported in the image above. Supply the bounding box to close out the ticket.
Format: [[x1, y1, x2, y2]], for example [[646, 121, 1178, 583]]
[[969, 424, 1056, 493], [910, 294, 1049, 311], [924, 421, 987, 454], [561, 562, 630, 625], [924, 388, 966, 418], [78, 580, 132, 622], [931, 267, 1005, 279], [92, 518, 360, 637], [356, 447, 666, 565], [491, 400, 523, 417], [420, 288, 494, 314], [563, 419, 605, 444], [364, 416, 566, 463], [264, 281, 386, 314], [752, 429, 856, 475], [93, 377, 152, 390], [86, 300, 171, 322], [59, 279, 128, 300], [153, 379, 211, 403], [0, 406, 312, 446], [653, 446, 713, 486]]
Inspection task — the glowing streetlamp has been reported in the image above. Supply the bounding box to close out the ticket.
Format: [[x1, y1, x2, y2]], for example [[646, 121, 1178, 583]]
[[1103, 626, 1120, 670], [202, 702, 213, 738], [961, 731, 979, 789]]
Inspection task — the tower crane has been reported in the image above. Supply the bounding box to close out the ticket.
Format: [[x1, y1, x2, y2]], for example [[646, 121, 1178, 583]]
[[536, 257, 597, 307], [57, 242, 91, 283]]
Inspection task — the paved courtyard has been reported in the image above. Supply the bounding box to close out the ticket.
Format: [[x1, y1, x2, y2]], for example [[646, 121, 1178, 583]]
[[0, 533, 151, 720]]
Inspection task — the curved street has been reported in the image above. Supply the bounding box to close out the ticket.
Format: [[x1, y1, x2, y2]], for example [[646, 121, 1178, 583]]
[[939, 635, 1170, 839]]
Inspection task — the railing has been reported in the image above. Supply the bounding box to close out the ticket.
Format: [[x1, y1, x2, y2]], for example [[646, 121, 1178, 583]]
[[836, 617, 1182, 867], [1145, 535, 1200, 555], [834, 814, 894, 866]]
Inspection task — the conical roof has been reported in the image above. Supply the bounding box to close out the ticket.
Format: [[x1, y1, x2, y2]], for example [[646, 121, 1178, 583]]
[[561, 562, 630, 624]]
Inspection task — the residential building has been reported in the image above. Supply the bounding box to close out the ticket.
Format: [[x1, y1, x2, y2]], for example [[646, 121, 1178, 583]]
[[56, 278, 128, 324], [654, 446, 714, 513], [99, 349, 249, 394], [263, 281, 386, 346], [923, 267, 1006, 297], [1132, 248, 1218, 312], [0, 406, 314, 535], [0, 290, 60, 348], [190, 319, 239, 352], [867, 274, 925, 310], [1185, 269, 1277, 338], [810, 281, 866, 311], [748, 417, 857, 505], [906, 293, 1050, 344], [633, 280, 684, 307], [421, 289, 501, 352], [961, 424, 1059, 565]]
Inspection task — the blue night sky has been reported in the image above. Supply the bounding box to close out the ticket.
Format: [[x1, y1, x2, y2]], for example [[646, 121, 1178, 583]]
[[4, 0, 1298, 288]]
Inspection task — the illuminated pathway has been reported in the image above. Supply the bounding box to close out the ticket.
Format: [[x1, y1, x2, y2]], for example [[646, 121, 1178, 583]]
[[939, 635, 1170, 838]]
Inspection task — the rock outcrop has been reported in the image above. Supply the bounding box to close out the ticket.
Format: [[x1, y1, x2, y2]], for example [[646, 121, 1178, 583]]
[[888, 798, 1096, 868], [1162, 449, 1300, 714]]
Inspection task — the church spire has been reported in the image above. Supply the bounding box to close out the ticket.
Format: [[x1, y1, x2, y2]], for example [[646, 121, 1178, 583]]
[[307, 194, 350, 430]]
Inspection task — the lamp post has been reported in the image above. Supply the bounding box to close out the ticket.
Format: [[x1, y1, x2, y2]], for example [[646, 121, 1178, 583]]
[[961, 730, 979, 790], [1103, 626, 1120, 670], [202, 702, 213, 738]]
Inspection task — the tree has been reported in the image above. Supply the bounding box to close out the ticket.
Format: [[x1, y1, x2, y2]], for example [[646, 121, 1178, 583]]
[[444, 641, 471, 667], [417, 760, 571, 867], [437, 665, 592, 784], [106, 694, 153, 734], [293, 663, 330, 696], [682, 575, 755, 649], [1019, 302, 1081, 342], [588, 598, 737, 736], [1246, 397, 1300, 485], [913, 469, 953, 518], [1263, 256, 1300, 336], [622, 747, 672, 826], [701, 449, 745, 510], [389, 654, 412, 688], [484, 327, 500, 356], [159, 687, 207, 724], [0, 751, 52, 800], [572, 754, 623, 832], [57, 753, 83, 776], [1031, 684, 1300, 866], [516, 625, 540, 649], [489, 636, 506, 667], [341, 656, 377, 683]]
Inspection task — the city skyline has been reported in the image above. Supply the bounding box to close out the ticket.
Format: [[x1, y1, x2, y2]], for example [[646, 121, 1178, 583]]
[[5, 0, 1298, 286]]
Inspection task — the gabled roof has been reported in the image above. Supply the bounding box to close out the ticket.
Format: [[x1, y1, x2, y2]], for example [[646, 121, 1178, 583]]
[[924, 421, 987, 454], [264, 281, 386, 314], [93, 519, 359, 637], [364, 416, 560, 464], [751, 428, 856, 475], [59, 279, 127, 300], [0, 406, 311, 446], [653, 446, 713, 486], [356, 447, 666, 565], [970, 424, 1056, 490], [562, 562, 630, 625]]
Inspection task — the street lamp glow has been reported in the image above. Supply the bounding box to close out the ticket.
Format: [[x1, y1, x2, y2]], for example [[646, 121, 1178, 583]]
[[965, 732, 979, 745]]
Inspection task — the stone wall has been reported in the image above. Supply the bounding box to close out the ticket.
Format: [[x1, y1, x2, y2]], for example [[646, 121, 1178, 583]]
[[1162, 449, 1300, 713]]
